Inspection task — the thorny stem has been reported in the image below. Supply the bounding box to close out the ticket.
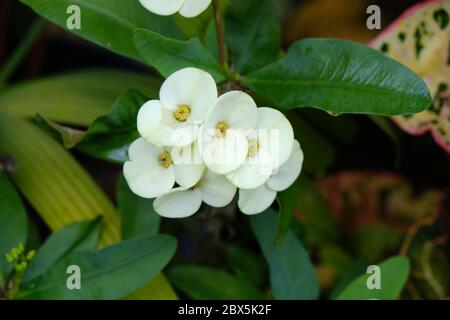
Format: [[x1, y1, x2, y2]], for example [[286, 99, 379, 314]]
[[212, 0, 226, 70]]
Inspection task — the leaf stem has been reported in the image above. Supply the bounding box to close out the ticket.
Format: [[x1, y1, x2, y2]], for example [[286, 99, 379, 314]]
[[212, 0, 226, 69], [0, 18, 45, 88]]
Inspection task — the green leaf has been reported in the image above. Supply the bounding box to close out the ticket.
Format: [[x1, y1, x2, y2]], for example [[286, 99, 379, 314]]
[[250, 209, 319, 300], [225, 0, 281, 74], [23, 218, 102, 283], [336, 256, 410, 300], [286, 111, 335, 176], [0, 174, 28, 288], [225, 245, 266, 287], [0, 69, 160, 126], [36, 90, 147, 163], [0, 113, 177, 299], [275, 180, 299, 243], [117, 175, 160, 240], [19, 235, 177, 300], [168, 265, 263, 300], [243, 39, 432, 115], [19, 0, 188, 61], [134, 29, 225, 82]]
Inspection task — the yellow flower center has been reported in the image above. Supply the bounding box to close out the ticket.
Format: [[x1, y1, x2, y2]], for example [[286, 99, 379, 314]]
[[215, 121, 229, 137], [158, 151, 173, 169], [174, 105, 191, 122], [248, 139, 259, 157]]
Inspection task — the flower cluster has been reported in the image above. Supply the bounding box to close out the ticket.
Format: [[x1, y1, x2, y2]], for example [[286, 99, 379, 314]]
[[124, 67, 303, 218], [139, 0, 212, 18]]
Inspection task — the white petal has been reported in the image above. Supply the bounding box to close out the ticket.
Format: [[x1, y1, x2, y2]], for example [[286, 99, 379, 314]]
[[199, 170, 236, 207], [226, 145, 273, 189], [154, 187, 202, 218], [172, 143, 205, 188], [179, 0, 212, 17], [267, 140, 303, 192], [137, 100, 175, 146], [256, 107, 294, 169], [200, 129, 248, 174], [238, 185, 277, 215], [204, 91, 258, 131], [139, 0, 184, 16], [160, 68, 217, 123], [124, 139, 175, 198]]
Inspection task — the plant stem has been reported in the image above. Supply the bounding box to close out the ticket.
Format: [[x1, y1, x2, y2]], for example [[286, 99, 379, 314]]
[[212, 0, 226, 69], [0, 18, 45, 88]]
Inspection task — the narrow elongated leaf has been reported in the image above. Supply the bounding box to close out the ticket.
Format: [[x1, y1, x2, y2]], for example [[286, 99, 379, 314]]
[[336, 256, 410, 300], [134, 29, 225, 82], [117, 175, 160, 240], [275, 180, 299, 243], [19, 0, 187, 61], [225, 0, 281, 74], [0, 113, 177, 299], [0, 70, 160, 126], [168, 265, 263, 300], [19, 235, 177, 300], [250, 209, 319, 300], [243, 39, 432, 115], [23, 218, 102, 283], [36, 90, 148, 163], [0, 174, 28, 287]]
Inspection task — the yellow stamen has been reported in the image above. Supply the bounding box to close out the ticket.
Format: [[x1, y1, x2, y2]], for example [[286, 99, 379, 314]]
[[174, 105, 191, 122], [248, 139, 259, 157], [158, 151, 173, 169], [215, 121, 229, 137]]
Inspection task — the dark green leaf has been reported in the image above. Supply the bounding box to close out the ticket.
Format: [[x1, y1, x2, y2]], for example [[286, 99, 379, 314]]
[[20, 0, 188, 61], [250, 209, 319, 300], [243, 39, 432, 115], [225, 0, 281, 74], [19, 235, 177, 300], [23, 218, 102, 283], [168, 265, 263, 300], [336, 256, 410, 300], [225, 245, 266, 287], [36, 90, 148, 163], [0, 174, 28, 288], [275, 180, 299, 243], [286, 111, 335, 176], [117, 175, 160, 240], [134, 29, 225, 82]]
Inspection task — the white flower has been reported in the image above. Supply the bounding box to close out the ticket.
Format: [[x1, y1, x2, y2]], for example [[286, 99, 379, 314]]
[[154, 169, 237, 218], [238, 140, 303, 215], [200, 91, 258, 175], [138, 67, 217, 148], [226, 107, 294, 189], [123, 138, 204, 198], [139, 0, 212, 18]]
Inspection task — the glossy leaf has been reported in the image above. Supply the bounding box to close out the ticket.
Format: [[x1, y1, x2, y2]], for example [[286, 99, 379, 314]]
[[19, 235, 177, 300], [225, 0, 281, 74], [23, 218, 102, 283], [134, 29, 225, 82], [0, 174, 28, 288], [250, 209, 319, 300], [36, 90, 148, 163], [370, 0, 450, 153], [0, 113, 177, 299], [275, 180, 299, 243], [0, 70, 160, 126], [117, 175, 161, 240], [20, 0, 187, 61], [336, 256, 410, 300], [168, 265, 263, 300], [243, 38, 432, 115]]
